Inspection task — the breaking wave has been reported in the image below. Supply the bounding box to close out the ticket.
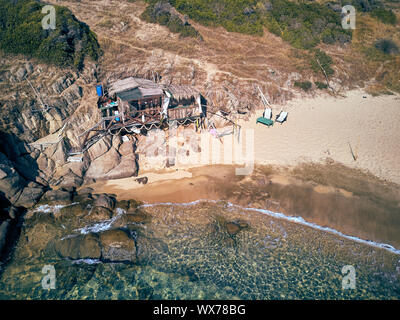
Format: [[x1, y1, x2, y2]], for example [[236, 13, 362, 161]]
[[139, 200, 400, 256]]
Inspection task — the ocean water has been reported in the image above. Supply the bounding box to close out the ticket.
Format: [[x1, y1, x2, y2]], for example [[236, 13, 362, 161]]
[[0, 201, 399, 300]]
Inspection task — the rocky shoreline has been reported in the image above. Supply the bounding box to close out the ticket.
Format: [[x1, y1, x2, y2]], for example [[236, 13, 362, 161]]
[[1, 188, 140, 273], [1, 184, 251, 276]]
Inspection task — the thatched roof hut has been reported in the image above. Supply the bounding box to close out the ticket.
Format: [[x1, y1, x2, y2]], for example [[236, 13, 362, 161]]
[[108, 77, 163, 98], [164, 84, 201, 101]]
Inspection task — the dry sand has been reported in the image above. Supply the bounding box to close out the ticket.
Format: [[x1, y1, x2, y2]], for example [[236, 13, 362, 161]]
[[240, 89, 400, 184]]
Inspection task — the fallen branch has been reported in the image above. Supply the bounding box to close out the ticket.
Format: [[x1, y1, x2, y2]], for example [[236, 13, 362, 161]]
[[316, 58, 336, 97]]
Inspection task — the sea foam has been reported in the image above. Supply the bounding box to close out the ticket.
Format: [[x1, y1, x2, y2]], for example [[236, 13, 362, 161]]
[[139, 200, 400, 256]]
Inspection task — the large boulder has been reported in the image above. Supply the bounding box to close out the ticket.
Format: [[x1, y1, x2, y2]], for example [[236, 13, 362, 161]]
[[124, 210, 150, 224], [87, 136, 112, 161], [93, 193, 116, 211], [104, 153, 138, 180], [24, 211, 64, 252], [51, 169, 83, 189], [36, 153, 55, 180], [40, 189, 72, 204], [57, 203, 92, 223], [85, 206, 113, 222], [54, 233, 101, 260], [13, 182, 45, 208], [44, 139, 69, 168], [84, 147, 121, 180], [99, 229, 136, 262], [72, 187, 94, 203], [0, 152, 26, 204], [118, 138, 135, 156]]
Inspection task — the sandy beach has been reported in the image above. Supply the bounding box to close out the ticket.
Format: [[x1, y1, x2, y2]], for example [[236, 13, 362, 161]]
[[87, 89, 400, 247], [240, 89, 400, 184], [91, 89, 400, 195]]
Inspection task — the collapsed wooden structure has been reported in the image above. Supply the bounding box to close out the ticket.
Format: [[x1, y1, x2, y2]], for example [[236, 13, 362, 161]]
[[73, 77, 207, 154]]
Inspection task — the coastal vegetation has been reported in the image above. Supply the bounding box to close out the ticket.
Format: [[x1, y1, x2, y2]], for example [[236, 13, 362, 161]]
[[140, 0, 399, 93], [294, 80, 312, 91], [0, 0, 101, 69], [315, 81, 328, 89], [144, 0, 352, 49], [346, 0, 398, 25], [374, 38, 399, 55], [141, 0, 201, 38]]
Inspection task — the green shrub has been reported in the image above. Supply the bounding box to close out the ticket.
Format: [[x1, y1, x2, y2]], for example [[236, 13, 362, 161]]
[[294, 81, 312, 91], [142, 0, 351, 49], [267, 0, 351, 49], [0, 0, 101, 69], [345, 0, 383, 12], [374, 39, 399, 55], [315, 81, 328, 89], [370, 8, 397, 25], [142, 1, 202, 39], [310, 49, 334, 76]]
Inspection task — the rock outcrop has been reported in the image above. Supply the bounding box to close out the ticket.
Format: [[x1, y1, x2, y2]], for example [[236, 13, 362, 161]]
[[99, 228, 137, 263], [55, 233, 102, 260], [0, 220, 10, 258]]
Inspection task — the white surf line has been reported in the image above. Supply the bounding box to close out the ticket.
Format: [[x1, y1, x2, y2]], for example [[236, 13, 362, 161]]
[[139, 200, 400, 256], [70, 258, 102, 265], [32, 202, 79, 214], [74, 207, 126, 235]]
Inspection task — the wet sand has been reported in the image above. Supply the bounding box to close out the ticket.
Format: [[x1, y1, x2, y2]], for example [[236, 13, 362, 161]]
[[88, 162, 400, 248]]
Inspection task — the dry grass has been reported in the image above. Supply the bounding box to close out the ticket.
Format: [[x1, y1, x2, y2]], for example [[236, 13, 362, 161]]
[[43, 0, 400, 109]]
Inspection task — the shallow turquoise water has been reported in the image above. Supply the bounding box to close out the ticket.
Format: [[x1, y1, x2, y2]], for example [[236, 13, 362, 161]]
[[0, 201, 399, 299]]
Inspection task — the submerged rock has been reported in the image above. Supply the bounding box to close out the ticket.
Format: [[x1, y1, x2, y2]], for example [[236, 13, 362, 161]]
[[55, 233, 102, 260], [135, 234, 169, 264], [226, 222, 241, 235], [99, 228, 136, 263], [124, 211, 149, 224], [226, 220, 249, 236]]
